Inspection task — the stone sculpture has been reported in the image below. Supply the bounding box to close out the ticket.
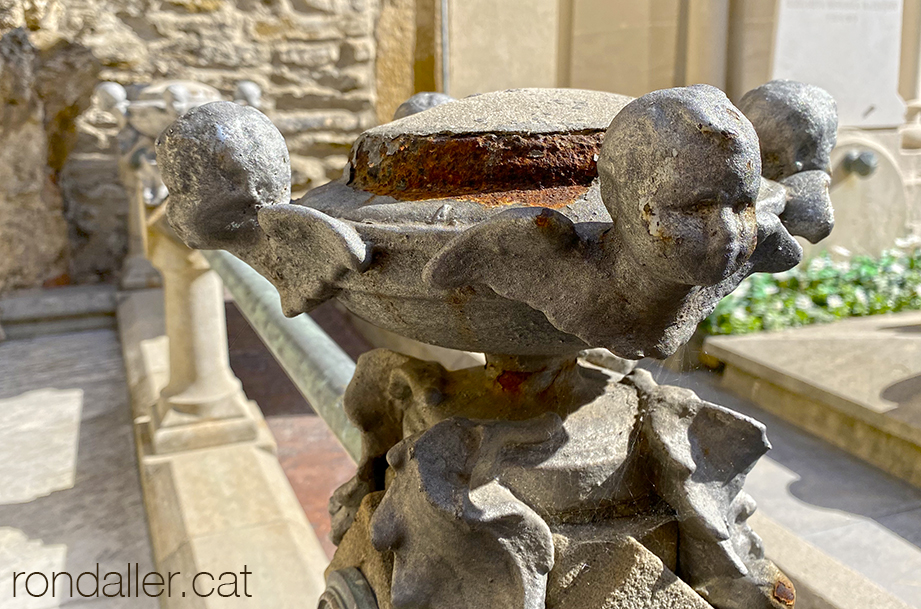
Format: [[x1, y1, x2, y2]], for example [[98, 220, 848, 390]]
[[96, 79, 261, 289], [157, 80, 837, 609]]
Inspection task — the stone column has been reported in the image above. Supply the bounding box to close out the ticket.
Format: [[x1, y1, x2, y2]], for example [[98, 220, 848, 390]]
[[148, 228, 259, 454], [95, 81, 161, 290], [119, 154, 163, 290]]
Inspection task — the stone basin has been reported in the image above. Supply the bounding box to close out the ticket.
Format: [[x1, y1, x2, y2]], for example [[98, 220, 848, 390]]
[[158, 84, 835, 359]]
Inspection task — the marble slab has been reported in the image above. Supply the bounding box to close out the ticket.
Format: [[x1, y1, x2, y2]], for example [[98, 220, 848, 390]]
[[0, 389, 82, 505], [773, 0, 907, 127], [0, 527, 66, 609]]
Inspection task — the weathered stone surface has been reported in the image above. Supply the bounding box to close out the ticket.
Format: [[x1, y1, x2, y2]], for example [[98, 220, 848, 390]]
[[0, 0, 378, 285], [598, 84, 760, 286], [0, 0, 54, 31], [391, 91, 453, 119], [157, 82, 839, 608], [324, 350, 796, 609], [60, 156, 129, 283], [418, 85, 810, 357], [373, 428, 555, 609], [160, 84, 836, 358], [0, 29, 99, 294], [778, 170, 834, 244], [0, 27, 36, 129], [327, 492, 394, 609], [351, 88, 632, 199], [0, 30, 62, 294], [157, 102, 292, 251], [548, 531, 708, 609], [35, 40, 106, 170], [739, 80, 837, 181], [0, 127, 69, 294]]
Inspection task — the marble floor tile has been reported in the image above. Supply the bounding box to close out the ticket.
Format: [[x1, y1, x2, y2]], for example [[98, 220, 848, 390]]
[[0, 527, 66, 609], [0, 390, 82, 506], [878, 507, 921, 547], [0, 330, 157, 609], [804, 519, 921, 607]]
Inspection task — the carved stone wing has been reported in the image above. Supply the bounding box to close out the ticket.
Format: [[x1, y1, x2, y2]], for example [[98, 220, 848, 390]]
[[248, 204, 371, 316]]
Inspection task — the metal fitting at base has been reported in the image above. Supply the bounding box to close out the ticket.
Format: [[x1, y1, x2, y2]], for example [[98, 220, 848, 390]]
[[319, 568, 379, 609]]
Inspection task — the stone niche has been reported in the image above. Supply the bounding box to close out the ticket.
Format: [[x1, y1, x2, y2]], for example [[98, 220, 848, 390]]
[[0, 28, 99, 295]]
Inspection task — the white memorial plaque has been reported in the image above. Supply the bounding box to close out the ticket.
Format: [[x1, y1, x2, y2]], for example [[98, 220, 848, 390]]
[[773, 0, 906, 127]]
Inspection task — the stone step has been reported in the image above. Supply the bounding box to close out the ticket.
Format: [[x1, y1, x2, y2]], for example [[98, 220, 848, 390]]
[[702, 311, 921, 488], [0, 284, 118, 340], [751, 512, 915, 609]]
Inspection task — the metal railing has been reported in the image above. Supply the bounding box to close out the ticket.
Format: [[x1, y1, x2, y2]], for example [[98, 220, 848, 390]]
[[203, 249, 361, 461]]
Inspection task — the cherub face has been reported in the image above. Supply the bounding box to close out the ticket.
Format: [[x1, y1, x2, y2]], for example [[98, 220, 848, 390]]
[[599, 85, 761, 286], [156, 101, 291, 250], [738, 80, 837, 181]]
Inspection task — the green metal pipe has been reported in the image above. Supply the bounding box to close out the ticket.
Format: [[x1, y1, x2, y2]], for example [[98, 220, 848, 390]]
[[203, 249, 361, 462]]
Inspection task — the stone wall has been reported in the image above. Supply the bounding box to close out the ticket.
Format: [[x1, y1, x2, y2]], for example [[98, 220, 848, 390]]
[[0, 28, 99, 294], [0, 0, 380, 287]]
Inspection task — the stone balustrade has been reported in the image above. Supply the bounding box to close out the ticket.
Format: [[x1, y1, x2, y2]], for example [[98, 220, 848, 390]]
[[100, 79, 271, 454], [109, 80, 330, 608]]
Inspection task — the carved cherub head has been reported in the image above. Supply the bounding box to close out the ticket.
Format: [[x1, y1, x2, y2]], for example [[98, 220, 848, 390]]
[[598, 84, 761, 287], [156, 101, 291, 250], [738, 80, 837, 181]]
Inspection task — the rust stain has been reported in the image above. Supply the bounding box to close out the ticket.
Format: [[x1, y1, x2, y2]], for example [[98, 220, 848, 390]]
[[349, 131, 605, 201], [773, 579, 795, 606], [446, 285, 476, 307], [496, 370, 534, 394], [453, 185, 589, 209], [534, 212, 552, 228]]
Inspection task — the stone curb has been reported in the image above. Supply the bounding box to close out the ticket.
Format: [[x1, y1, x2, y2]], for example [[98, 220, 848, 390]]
[[0, 284, 118, 340], [750, 512, 914, 609], [719, 363, 921, 489], [704, 325, 921, 490], [116, 287, 329, 608]]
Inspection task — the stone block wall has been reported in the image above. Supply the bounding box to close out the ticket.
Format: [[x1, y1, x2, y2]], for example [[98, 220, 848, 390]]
[[0, 28, 100, 294], [0, 0, 380, 287]]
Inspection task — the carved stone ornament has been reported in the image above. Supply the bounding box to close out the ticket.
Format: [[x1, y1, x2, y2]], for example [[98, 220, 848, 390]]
[[157, 81, 837, 609], [98, 78, 262, 290]]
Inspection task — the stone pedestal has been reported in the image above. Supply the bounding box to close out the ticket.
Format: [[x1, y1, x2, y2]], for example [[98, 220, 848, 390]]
[[148, 230, 258, 454], [120, 172, 161, 290], [154, 83, 843, 609]]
